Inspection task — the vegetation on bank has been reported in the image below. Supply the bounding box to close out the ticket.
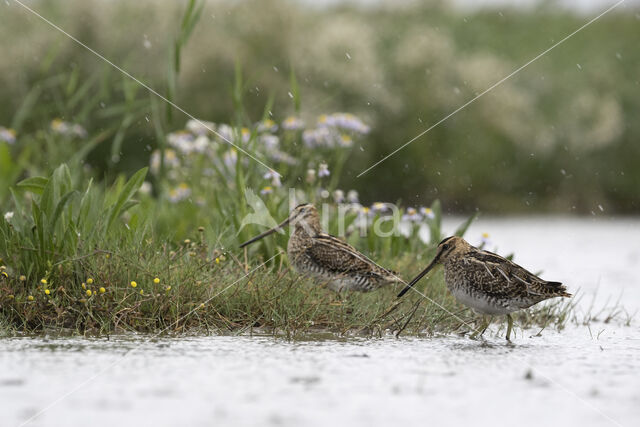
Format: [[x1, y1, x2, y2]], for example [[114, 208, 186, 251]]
[[0, 1, 632, 336]]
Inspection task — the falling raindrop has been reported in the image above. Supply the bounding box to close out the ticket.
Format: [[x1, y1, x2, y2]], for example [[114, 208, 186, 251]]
[[615, 52, 622, 60], [287, 91, 293, 99], [112, 154, 120, 163], [576, 63, 582, 70], [100, 102, 106, 108], [145, 145, 152, 151], [345, 52, 351, 60], [145, 116, 150, 122], [598, 204, 604, 212], [273, 66, 279, 72]]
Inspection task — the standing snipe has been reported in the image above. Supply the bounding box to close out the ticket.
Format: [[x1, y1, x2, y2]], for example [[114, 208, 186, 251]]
[[397, 236, 571, 340], [239, 203, 401, 292]]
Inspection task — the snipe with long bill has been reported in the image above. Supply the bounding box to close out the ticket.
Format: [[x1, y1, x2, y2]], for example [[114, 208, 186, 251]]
[[240, 203, 402, 292], [398, 236, 571, 340]]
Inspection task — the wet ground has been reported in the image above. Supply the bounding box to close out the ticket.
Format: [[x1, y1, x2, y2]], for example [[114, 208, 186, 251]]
[[1, 217, 639, 427]]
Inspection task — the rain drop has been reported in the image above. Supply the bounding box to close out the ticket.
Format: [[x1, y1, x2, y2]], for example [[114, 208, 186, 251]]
[[145, 116, 150, 122], [598, 204, 604, 212], [345, 52, 351, 60], [287, 91, 293, 99], [273, 66, 279, 72], [576, 63, 582, 70]]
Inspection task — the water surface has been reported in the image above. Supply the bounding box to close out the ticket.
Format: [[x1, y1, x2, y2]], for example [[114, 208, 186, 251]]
[[1, 217, 639, 427]]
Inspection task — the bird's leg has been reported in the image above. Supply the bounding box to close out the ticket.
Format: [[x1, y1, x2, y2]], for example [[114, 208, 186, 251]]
[[479, 316, 490, 337], [505, 314, 513, 341], [470, 316, 489, 340]]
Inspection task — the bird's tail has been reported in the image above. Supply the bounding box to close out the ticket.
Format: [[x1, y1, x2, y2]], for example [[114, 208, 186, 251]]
[[546, 281, 572, 297]]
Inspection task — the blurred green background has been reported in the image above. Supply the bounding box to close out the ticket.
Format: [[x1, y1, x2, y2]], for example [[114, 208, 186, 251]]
[[1, 0, 638, 214]]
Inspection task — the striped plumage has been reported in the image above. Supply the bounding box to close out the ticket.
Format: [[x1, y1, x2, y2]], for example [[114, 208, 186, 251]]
[[398, 236, 571, 340], [240, 203, 401, 292]]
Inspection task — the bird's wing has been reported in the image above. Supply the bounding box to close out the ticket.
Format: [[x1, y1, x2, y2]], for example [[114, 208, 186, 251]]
[[465, 250, 565, 297], [307, 233, 397, 280]]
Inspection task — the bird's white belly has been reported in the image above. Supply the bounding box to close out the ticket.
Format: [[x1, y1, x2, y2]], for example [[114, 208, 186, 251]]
[[450, 286, 514, 315]]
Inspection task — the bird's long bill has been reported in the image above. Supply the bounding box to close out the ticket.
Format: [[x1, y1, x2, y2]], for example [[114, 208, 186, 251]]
[[397, 253, 440, 298], [238, 218, 290, 248]]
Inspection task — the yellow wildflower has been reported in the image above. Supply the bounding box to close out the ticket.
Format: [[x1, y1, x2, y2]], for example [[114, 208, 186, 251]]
[[215, 257, 220, 264], [165, 286, 172, 292], [40, 278, 47, 285], [130, 281, 137, 288], [27, 295, 34, 301], [81, 282, 86, 289], [139, 289, 144, 295], [99, 287, 106, 294], [19, 275, 26, 282], [44, 289, 50, 295], [153, 278, 160, 284], [86, 278, 94, 284], [86, 289, 92, 297]]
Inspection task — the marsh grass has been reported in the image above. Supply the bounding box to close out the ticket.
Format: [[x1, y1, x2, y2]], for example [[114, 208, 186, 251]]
[[0, 234, 610, 339]]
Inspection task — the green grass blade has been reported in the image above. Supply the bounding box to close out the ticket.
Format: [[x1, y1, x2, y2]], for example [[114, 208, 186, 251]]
[[107, 168, 148, 231]]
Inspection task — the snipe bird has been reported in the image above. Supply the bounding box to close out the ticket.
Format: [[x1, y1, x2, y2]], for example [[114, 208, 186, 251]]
[[239, 203, 401, 292], [397, 236, 571, 340]]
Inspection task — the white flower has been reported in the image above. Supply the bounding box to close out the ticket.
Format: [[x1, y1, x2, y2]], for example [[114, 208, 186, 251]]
[[419, 207, 435, 220], [346, 190, 359, 203], [50, 119, 87, 138], [150, 149, 180, 175], [167, 131, 195, 154], [223, 149, 238, 168], [0, 127, 16, 144], [240, 128, 251, 143], [192, 135, 210, 153], [260, 134, 279, 150], [306, 169, 316, 184], [186, 119, 215, 136], [338, 134, 353, 147], [319, 189, 330, 199], [333, 190, 345, 203], [371, 202, 389, 213], [303, 127, 337, 148], [260, 186, 274, 195], [402, 207, 421, 222], [318, 113, 370, 134], [168, 183, 191, 203], [281, 116, 305, 131], [139, 182, 152, 195], [256, 119, 278, 133], [216, 124, 234, 143], [318, 162, 330, 178], [4, 211, 14, 222], [269, 150, 298, 165], [480, 232, 491, 248], [263, 170, 282, 187]]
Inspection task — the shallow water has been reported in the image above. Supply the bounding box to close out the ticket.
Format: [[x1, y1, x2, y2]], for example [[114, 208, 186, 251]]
[[1, 217, 639, 427]]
